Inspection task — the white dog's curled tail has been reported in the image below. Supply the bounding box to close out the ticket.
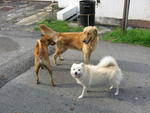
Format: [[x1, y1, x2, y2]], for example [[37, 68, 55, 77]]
[[98, 56, 118, 67]]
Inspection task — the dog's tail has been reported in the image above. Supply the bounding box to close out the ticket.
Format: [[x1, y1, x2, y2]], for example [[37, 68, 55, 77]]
[[98, 56, 118, 68], [36, 39, 42, 59]]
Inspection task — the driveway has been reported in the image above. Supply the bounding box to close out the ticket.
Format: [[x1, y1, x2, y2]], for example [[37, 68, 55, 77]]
[[0, 40, 150, 113]]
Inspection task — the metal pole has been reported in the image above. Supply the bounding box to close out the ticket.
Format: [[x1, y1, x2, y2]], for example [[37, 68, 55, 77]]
[[122, 0, 130, 32]]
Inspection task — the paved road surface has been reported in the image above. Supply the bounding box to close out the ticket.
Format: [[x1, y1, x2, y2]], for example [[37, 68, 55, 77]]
[[0, 40, 150, 113]]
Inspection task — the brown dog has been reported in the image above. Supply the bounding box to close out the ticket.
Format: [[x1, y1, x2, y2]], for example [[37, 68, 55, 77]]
[[34, 35, 56, 86], [39, 25, 98, 65]]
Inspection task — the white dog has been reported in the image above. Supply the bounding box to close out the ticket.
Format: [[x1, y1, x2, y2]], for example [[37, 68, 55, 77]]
[[70, 56, 123, 99]]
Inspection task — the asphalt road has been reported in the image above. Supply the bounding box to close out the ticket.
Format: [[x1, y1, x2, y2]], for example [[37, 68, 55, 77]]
[[0, 40, 150, 113], [0, 31, 54, 87]]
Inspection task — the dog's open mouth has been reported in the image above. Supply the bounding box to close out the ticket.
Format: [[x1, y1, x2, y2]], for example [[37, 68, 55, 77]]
[[74, 74, 81, 78], [83, 37, 92, 44]]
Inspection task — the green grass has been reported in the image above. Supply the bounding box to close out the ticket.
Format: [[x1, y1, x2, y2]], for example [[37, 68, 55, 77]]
[[102, 28, 150, 47], [34, 19, 83, 32], [35, 20, 150, 47]]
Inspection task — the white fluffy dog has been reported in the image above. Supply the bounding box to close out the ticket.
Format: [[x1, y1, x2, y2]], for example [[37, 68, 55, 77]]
[[70, 56, 123, 99]]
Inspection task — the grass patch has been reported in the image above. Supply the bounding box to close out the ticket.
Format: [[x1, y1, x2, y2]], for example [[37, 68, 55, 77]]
[[102, 28, 150, 47], [34, 19, 83, 32]]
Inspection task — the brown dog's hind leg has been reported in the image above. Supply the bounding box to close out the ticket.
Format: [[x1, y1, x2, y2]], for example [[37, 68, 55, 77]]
[[34, 64, 40, 84], [45, 64, 55, 87]]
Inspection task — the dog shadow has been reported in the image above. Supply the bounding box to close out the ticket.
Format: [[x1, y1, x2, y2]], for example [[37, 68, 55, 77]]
[[56, 83, 80, 88], [39, 80, 79, 88], [37, 82, 54, 87], [118, 60, 150, 74], [84, 86, 150, 105]]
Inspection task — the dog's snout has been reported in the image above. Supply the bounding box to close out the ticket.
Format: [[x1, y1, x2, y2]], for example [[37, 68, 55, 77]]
[[83, 39, 88, 44], [75, 72, 77, 75]]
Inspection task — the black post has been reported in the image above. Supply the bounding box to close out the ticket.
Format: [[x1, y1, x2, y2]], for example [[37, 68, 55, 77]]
[[122, 0, 130, 32]]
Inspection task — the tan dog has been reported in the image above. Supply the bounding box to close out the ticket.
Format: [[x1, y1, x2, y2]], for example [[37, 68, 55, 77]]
[[34, 35, 56, 86], [39, 25, 98, 65]]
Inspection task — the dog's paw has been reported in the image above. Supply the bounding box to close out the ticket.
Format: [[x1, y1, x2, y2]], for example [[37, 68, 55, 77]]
[[53, 63, 58, 66], [52, 83, 56, 87], [59, 57, 64, 61], [52, 84, 56, 87], [58, 62, 63, 65], [36, 81, 40, 84], [78, 95, 83, 99], [53, 61, 57, 66], [51, 80, 56, 87], [109, 85, 113, 90]]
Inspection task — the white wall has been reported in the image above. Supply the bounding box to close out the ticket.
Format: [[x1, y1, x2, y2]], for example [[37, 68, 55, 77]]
[[58, 0, 79, 8], [129, 0, 150, 20], [95, 0, 124, 19], [58, 0, 150, 21], [95, 0, 150, 21]]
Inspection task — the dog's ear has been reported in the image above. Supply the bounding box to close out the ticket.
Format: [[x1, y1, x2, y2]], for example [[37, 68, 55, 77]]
[[40, 38, 46, 43], [44, 34, 53, 40], [39, 24, 58, 36], [80, 63, 84, 67], [43, 34, 49, 39], [93, 26, 97, 36], [72, 63, 76, 67]]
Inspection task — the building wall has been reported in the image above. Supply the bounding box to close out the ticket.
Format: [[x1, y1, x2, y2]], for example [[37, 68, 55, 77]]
[[58, 0, 150, 21], [58, 0, 79, 8], [129, 0, 150, 21], [95, 0, 150, 21]]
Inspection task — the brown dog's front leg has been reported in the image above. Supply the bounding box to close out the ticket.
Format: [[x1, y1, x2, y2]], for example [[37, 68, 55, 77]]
[[53, 47, 66, 65], [53, 53, 58, 65], [83, 53, 91, 64]]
